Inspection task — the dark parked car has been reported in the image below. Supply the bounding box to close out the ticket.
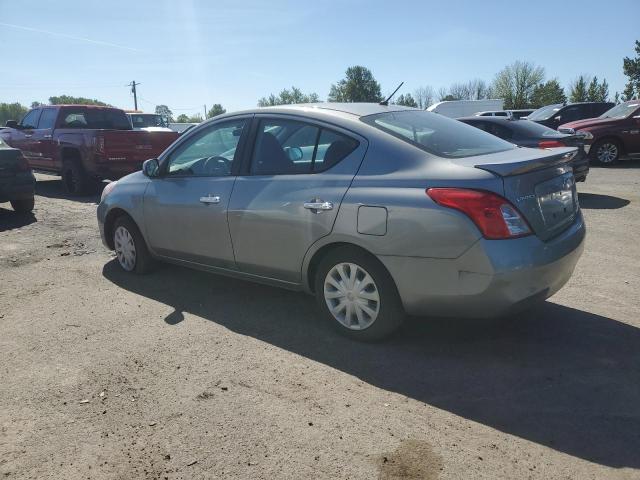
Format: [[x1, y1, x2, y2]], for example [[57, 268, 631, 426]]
[[527, 102, 614, 130], [559, 100, 640, 165], [458, 117, 590, 181], [0, 137, 35, 213]]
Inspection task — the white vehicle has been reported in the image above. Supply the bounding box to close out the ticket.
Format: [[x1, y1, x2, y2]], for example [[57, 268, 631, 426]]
[[427, 99, 504, 118], [127, 113, 173, 132], [168, 122, 199, 134]]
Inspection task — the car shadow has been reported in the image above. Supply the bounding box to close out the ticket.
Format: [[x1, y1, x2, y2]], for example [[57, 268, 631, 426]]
[[34, 177, 104, 204], [102, 260, 640, 469], [578, 192, 630, 209], [0, 207, 36, 232]]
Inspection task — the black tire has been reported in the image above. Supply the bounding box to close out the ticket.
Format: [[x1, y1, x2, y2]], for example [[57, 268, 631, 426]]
[[62, 159, 98, 195], [314, 246, 405, 341], [590, 138, 621, 166], [112, 215, 154, 274], [10, 197, 35, 213]]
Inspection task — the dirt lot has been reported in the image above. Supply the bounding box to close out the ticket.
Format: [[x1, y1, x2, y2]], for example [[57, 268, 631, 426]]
[[1, 167, 639, 480]]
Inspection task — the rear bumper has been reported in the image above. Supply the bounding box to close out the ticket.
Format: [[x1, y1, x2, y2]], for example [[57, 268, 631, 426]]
[[379, 212, 585, 318], [0, 171, 36, 203]]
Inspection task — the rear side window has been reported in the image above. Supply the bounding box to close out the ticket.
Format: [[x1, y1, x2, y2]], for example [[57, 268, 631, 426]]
[[363, 111, 514, 158], [38, 109, 58, 129], [60, 109, 132, 130], [250, 119, 358, 175]]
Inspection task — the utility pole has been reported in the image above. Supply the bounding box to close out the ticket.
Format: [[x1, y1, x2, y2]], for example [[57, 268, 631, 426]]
[[129, 81, 141, 110], [203, 104, 207, 120]]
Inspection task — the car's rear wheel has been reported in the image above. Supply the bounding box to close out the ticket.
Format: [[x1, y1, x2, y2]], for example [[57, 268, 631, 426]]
[[62, 159, 98, 195], [113, 216, 153, 274], [10, 197, 34, 213], [314, 246, 404, 341], [591, 139, 620, 166]]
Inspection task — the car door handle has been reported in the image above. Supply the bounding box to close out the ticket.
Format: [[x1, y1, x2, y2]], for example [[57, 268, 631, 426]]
[[199, 195, 221, 204], [304, 201, 333, 211], [43, 134, 52, 139]]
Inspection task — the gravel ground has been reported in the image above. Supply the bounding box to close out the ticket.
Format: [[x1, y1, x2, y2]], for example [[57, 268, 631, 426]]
[[1, 167, 639, 480]]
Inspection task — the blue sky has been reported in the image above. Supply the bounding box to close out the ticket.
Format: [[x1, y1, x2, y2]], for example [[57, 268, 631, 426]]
[[1, 0, 638, 115]]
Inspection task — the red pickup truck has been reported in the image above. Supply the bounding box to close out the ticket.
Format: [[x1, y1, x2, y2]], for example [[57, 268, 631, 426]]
[[0, 105, 179, 194], [559, 100, 640, 165]]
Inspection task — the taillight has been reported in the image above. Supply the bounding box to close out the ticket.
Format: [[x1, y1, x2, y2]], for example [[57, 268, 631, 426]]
[[427, 188, 531, 240], [96, 135, 105, 153], [538, 140, 565, 149]]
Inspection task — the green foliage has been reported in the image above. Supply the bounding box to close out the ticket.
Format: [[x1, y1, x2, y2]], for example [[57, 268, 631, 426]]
[[394, 93, 418, 108], [49, 95, 110, 106], [328, 66, 382, 102], [0, 102, 28, 126], [175, 114, 190, 123], [31, 101, 43, 109], [491, 61, 545, 109], [258, 86, 319, 107], [530, 79, 566, 108], [155, 105, 173, 122], [622, 40, 640, 100], [207, 104, 226, 118], [586, 76, 609, 102], [569, 76, 589, 103]]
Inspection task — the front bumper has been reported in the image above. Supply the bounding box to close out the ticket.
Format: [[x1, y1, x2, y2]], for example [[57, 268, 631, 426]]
[[379, 212, 585, 318], [0, 171, 36, 203]]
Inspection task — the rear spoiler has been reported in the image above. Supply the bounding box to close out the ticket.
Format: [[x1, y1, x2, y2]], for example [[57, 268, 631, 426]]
[[473, 148, 577, 177]]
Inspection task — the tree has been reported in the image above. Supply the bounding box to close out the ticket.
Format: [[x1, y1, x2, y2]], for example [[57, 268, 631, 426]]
[[175, 114, 190, 123], [258, 86, 319, 106], [623, 40, 640, 100], [49, 95, 109, 106], [530, 79, 566, 107], [327, 66, 382, 102], [586, 76, 609, 102], [569, 75, 589, 103], [31, 101, 43, 109], [491, 61, 545, 109], [186, 114, 203, 123], [413, 86, 435, 109], [0, 102, 28, 126], [394, 93, 418, 108], [155, 105, 173, 122], [207, 104, 226, 118], [436, 86, 449, 102]]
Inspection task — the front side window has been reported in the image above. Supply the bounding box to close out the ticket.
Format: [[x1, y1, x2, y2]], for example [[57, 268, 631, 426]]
[[363, 111, 514, 158], [166, 119, 247, 177], [20, 109, 41, 129], [251, 119, 358, 175], [560, 106, 581, 123]]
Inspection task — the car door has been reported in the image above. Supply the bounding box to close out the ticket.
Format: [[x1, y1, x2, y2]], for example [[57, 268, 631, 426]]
[[143, 117, 250, 269], [621, 105, 640, 155], [11, 109, 43, 168], [31, 107, 58, 170], [228, 115, 367, 283]]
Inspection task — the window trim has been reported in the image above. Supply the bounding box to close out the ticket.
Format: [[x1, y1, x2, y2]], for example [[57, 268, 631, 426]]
[[243, 115, 360, 176], [158, 117, 251, 178]]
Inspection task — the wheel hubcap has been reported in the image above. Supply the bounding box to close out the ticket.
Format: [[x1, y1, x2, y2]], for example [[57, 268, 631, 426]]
[[597, 143, 618, 163], [114, 226, 136, 271], [324, 263, 380, 330]]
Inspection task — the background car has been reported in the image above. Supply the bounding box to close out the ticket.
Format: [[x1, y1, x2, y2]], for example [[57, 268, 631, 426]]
[[0, 137, 35, 213], [459, 116, 590, 181], [559, 100, 640, 165], [527, 102, 614, 130], [98, 104, 584, 341]]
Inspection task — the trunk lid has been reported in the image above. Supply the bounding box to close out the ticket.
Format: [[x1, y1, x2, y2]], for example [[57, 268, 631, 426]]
[[100, 130, 179, 164], [453, 147, 579, 241]]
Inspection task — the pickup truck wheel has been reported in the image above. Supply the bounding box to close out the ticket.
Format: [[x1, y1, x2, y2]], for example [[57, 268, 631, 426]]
[[62, 160, 98, 196], [10, 197, 35, 213], [591, 139, 620, 166], [113, 216, 153, 274]]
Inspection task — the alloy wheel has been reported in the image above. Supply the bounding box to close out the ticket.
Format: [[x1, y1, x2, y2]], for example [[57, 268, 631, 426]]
[[323, 262, 380, 330], [597, 142, 618, 164], [114, 226, 136, 271]]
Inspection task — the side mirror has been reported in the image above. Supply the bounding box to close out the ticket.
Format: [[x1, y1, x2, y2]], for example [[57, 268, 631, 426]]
[[142, 158, 160, 178], [5, 120, 18, 129]]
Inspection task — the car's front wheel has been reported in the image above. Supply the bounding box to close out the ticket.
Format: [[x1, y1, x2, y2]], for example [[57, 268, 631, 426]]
[[314, 246, 404, 341], [112, 216, 153, 274], [591, 139, 621, 166]]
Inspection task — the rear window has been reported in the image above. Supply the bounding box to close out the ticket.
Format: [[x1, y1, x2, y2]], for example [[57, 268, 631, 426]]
[[60, 108, 132, 130], [362, 110, 514, 158]]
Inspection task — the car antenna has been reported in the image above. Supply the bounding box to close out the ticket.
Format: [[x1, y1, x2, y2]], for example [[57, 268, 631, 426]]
[[379, 82, 404, 106]]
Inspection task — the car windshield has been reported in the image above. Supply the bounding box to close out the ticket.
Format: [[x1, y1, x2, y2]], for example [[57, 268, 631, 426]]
[[600, 102, 640, 119], [527, 104, 563, 121], [130, 114, 169, 128], [362, 110, 515, 158]]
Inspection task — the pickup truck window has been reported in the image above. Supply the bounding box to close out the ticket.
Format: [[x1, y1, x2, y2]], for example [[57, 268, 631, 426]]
[[20, 109, 41, 129], [38, 109, 58, 129], [60, 108, 132, 130]]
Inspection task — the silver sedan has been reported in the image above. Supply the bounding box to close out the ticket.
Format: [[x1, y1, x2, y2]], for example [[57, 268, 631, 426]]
[[98, 103, 585, 340]]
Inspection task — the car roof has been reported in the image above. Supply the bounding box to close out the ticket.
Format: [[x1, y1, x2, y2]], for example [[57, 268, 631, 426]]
[[458, 116, 515, 123], [227, 102, 417, 119]]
